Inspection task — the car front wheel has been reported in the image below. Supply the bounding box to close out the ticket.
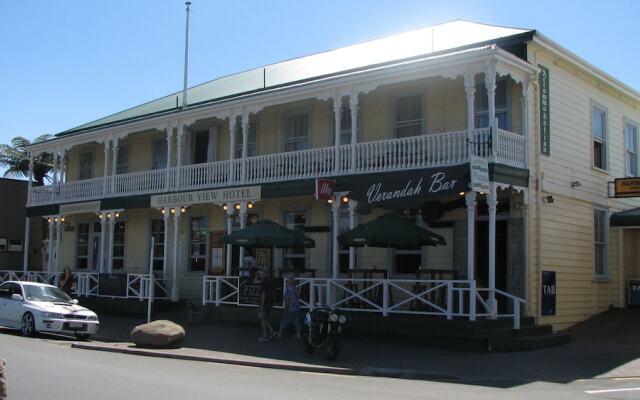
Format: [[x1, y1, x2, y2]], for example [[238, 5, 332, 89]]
[[75, 334, 91, 341], [21, 313, 36, 337]]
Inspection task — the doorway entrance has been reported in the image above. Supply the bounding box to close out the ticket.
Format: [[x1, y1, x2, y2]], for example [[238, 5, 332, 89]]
[[475, 220, 508, 311]]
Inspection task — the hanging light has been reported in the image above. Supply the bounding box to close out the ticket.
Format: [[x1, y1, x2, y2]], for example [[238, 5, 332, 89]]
[[180, 206, 187, 213], [98, 213, 103, 219], [327, 198, 333, 204], [459, 191, 465, 196], [341, 195, 349, 204], [247, 202, 254, 209], [115, 211, 120, 218], [61, 217, 66, 223], [222, 203, 228, 211], [170, 208, 175, 214], [234, 203, 241, 210], [160, 208, 165, 215], [106, 213, 111, 219]]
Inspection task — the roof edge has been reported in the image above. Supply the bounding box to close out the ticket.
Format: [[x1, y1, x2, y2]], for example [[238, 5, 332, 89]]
[[532, 33, 640, 103]]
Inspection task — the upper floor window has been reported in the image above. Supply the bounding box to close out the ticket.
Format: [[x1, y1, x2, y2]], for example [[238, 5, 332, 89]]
[[193, 131, 209, 164], [78, 152, 93, 180], [395, 94, 422, 138], [592, 105, 607, 170], [284, 113, 309, 152], [152, 139, 168, 170], [235, 120, 257, 159], [116, 145, 129, 174], [625, 120, 638, 177], [112, 221, 126, 270], [475, 80, 509, 129], [594, 207, 608, 277]]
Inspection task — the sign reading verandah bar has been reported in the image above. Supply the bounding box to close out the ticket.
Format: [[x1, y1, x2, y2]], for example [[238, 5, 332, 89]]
[[151, 186, 261, 208]]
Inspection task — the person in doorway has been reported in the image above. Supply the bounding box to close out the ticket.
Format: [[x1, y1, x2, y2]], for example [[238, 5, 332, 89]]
[[257, 268, 276, 342], [59, 267, 74, 296], [278, 276, 301, 339]]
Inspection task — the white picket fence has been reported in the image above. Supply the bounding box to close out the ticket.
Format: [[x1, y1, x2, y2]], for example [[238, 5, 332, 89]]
[[0, 270, 170, 300], [202, 276, 526, 329]]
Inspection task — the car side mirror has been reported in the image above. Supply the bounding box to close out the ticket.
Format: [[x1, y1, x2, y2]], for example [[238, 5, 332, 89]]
[[11, 293, 23, 301], [71, 299, 79, 305]]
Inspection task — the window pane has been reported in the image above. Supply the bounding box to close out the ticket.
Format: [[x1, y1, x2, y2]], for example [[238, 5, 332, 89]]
[[594, 141, 604, 169], [79, 153, 93, 180], [190, 217, 208, 272], [116, 146, 129, 174], [152, 139, 168, 170], [592, 108, 604, 140]]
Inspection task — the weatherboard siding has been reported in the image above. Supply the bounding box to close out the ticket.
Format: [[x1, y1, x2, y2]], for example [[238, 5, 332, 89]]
[[527, 43, 640, 330]]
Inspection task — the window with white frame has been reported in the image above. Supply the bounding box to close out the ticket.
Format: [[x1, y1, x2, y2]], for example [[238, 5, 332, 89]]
[[625, 120, 638, 177], [475, 79, 509, 129], [116, 145, 129, 174], [112, 221, 126, 270], [235, 119, 258, 159], [152, 139, 168, 170], [592, 105, 607, 170], [395, 94, 423, 138], [333, 104, 357, 145], [284, 113, 309, 152], [150, 219, 165, 271], [189, 217, 208, 272], [283, 212, 307, 269], [78, 152, 93, 180], [76, 222, 102, 270], [594, 208, 608, 277]]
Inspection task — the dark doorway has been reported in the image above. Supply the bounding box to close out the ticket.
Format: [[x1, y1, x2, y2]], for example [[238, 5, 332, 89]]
[[193, 131, 209, 164], [475, 220, 508, 311]]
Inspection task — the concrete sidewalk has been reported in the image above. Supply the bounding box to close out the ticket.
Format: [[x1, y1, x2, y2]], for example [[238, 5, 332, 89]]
[[71, 312, 640, 386]]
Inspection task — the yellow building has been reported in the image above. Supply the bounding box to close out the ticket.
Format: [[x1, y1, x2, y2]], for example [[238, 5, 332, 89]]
[[9, 20, 640, 331]]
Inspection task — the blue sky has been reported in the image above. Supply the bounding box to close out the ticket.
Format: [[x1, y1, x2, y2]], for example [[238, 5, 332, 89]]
[[1, 0, 639, 145]]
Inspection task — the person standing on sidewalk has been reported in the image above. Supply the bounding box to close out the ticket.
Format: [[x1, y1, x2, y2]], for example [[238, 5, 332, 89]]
[[257, 268, 276, 342], [278, 276, 301, 339]]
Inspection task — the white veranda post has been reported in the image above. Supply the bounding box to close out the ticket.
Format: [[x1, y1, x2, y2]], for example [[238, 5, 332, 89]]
[[238, 202, 247, 273], [163, 211, 171, 280], [487, 184, 498, 318], [348, 200, 357, 270], [172, 208, 182, 302], [465, 191, 477, 321], [333, 97, 342, 173], [226, 206, 234, 276]]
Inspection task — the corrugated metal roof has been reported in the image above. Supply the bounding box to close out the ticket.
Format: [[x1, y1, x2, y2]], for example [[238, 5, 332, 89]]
[[58, 20, 531, 136]]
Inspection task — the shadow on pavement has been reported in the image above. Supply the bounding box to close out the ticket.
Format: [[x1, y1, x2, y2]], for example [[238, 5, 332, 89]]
[[79, 309, 640, 387]]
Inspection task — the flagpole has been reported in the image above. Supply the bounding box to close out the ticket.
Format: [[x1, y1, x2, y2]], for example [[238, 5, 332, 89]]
[[181, 1, 192, 109]]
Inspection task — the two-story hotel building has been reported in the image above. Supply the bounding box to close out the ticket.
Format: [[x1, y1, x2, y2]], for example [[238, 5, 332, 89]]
[[12, 21, 640, 330]]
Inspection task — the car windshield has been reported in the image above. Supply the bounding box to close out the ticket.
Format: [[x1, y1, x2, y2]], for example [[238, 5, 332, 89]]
[[24, 285, 72, 303]]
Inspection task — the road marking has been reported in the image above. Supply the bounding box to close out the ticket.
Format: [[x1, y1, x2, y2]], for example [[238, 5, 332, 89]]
[[585, 387, 640, 394], [613, 377, 640, 381]]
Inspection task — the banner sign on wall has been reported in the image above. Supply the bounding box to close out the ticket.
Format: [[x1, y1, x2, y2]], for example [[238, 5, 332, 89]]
[[541, 270, 556, 316], [613, 178, 640, 198], [539, 65, 551, 156], [343, 165, 469, 208], [59, 201, 101, 215]]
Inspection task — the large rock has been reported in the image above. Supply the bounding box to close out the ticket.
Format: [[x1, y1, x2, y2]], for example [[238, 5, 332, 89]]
[[0, 357, 6, 399], [130, 320, 185, 348]]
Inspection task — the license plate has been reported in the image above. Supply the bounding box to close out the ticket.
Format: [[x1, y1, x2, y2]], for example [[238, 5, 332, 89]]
[[68, 322, 84, 329]]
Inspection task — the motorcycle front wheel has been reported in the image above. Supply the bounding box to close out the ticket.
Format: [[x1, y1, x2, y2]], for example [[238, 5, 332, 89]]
[[326, 336, 341, 361]]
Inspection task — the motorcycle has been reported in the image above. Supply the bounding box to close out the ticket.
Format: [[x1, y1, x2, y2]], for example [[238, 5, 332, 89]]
[[302, 308, 347, 360]]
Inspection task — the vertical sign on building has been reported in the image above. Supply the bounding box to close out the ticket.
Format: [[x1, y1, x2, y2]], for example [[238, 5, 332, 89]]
[[539, 65, 551, 156], [541, 270, 556, 316]]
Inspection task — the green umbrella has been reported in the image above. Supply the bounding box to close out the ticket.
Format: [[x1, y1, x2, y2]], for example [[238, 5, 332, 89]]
[[225, 219, 315, 248], [337, 214, 446, 275], [337, 214, 446, 248]]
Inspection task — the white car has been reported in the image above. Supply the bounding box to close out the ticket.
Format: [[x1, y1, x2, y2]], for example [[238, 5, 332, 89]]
[[0, 281, 99, 340]]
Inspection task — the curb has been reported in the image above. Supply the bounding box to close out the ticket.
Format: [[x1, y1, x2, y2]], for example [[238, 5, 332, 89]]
[[70, 342, 358, 376]]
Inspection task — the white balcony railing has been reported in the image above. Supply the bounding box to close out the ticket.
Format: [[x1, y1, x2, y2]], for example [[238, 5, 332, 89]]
[[28, 128, 526, 206]]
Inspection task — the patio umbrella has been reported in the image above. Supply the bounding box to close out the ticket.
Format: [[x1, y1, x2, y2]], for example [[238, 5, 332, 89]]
[[225, 219, 315, 248], [337, 214, 446, 274]]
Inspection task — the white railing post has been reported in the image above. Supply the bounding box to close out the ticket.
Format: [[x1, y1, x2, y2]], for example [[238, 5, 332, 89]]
[[469, 280, 476, 321], [309, 280, 315, 311], [215, 278, 221, 307], [202, 277, 207, 306], [382, 280, 389, 317], [446, 281, 453, 320], [326, 280, 332, 308]]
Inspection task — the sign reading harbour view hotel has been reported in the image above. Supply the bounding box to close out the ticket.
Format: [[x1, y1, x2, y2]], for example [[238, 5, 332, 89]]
[[345, 165, 468, 208], [151, 186, 261, 208], [614, 177, 640, 198], [59, 201, 101, 215]]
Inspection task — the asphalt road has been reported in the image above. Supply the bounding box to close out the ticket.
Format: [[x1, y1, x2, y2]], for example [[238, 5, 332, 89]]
[[2, 332, 640, 400]]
